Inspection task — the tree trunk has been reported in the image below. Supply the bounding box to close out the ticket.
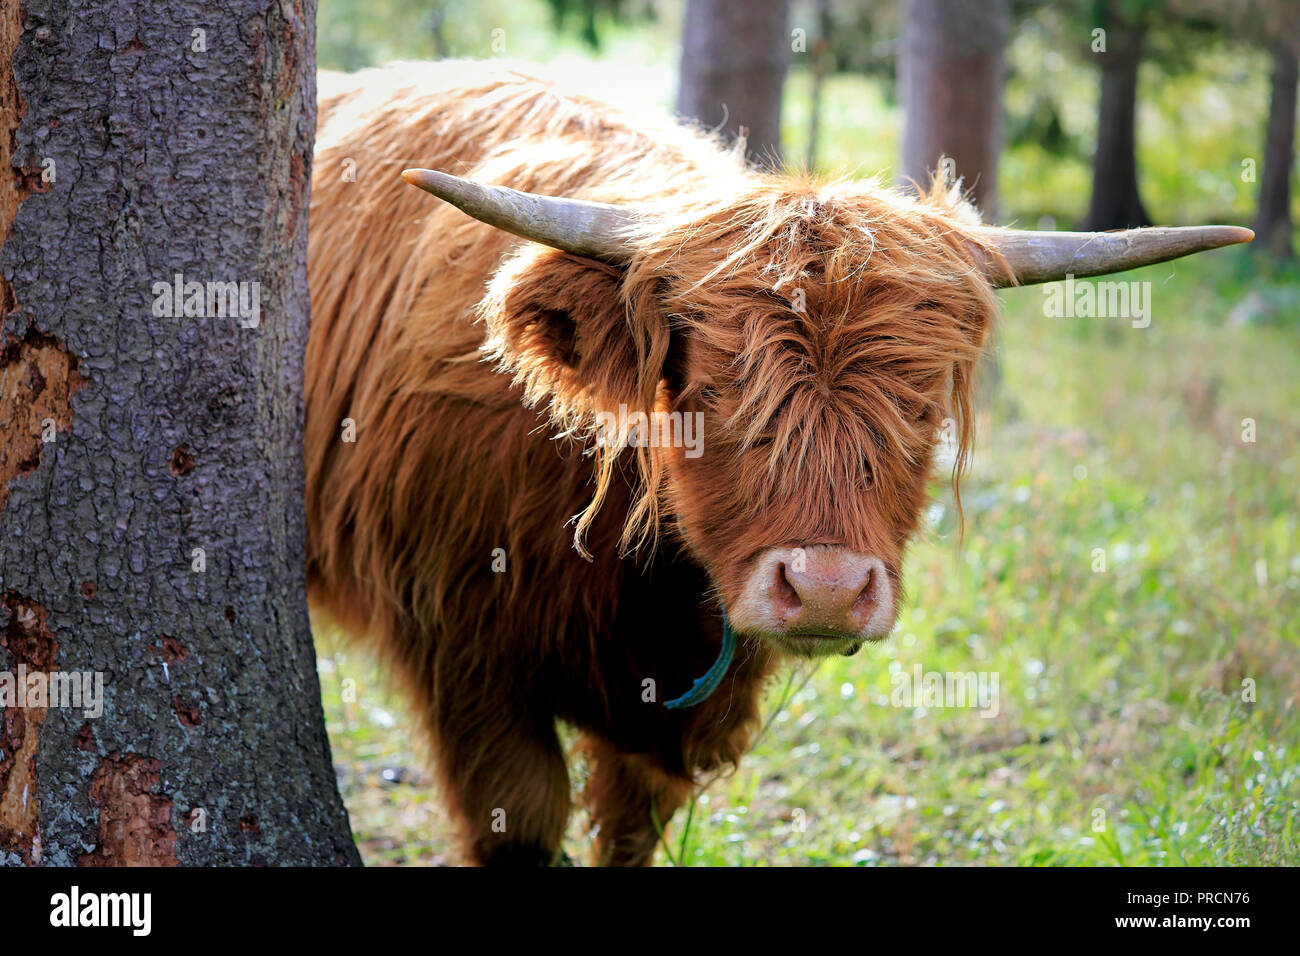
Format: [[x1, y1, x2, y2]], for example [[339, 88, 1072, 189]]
[[804, 0, 832, 171], [1253, 36, 1297, 258], [899, 0, 1008, 405], [1085, 23, 1152, 230], [0, 0, 359, 866], [429, 4, 450, 60], [899, 0, 1008, 221], [677, 0, 791, 168]]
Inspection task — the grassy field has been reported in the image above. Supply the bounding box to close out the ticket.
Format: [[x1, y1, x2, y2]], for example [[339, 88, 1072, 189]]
[[314, 35, 1299, 865]]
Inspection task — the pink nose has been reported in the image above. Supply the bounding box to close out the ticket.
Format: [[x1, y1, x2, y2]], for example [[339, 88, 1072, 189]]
[[730, 547, 894, 642], [774, 553, 881, 635]]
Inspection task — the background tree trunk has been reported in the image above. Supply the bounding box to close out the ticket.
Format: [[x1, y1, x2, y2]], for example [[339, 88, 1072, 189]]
[[899, 0, 1008, 405], [899, 0, 1009, 221], [0, 0, 359, 866], [1253, 36, 1297, 258], [1085, 20, 1153, 229], [677, 0, 791, 168], [804, 0, 833, 171]]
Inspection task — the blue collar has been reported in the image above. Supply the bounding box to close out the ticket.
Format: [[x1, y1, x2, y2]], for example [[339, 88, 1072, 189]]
[[664, 615, 737, 709]]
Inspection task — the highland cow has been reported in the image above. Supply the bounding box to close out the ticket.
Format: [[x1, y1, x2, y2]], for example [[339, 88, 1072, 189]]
[[304, 62, 1250, 866]]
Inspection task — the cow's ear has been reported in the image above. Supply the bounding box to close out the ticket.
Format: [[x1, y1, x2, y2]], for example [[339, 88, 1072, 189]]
[[479, 247, 647, 417]]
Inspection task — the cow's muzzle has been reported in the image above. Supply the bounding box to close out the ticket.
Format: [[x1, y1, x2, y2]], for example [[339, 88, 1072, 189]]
[[728, 546, 896, 655]]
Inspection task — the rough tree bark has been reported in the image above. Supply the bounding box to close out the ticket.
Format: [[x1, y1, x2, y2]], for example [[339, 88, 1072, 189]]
[[1253, 35, 1297, 258], [899, 0, 1009, 220], [677, 0, 791, 168], [1084, 16, 1153, 230], [0, 0, 359, 865]]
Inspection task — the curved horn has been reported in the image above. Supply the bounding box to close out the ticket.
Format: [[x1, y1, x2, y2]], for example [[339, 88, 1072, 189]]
[[972, 225, 1254, 287], [401, 168, 637, 263]]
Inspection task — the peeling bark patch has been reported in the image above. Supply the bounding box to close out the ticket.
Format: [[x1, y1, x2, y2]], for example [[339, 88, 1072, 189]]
[[0, 0, 29, 241], [74, 721, 97, 753], [0, 5, 52, 497], [0, 706, 39, 860], [168, 444, 195, 476], [288, 149, 306, 236], [150, 633, 189, 664], [0, 324, 89, 512], [272, 0, 307, 109], [1, 593, 58, 669], [0, 593, 58, 863], [171, 695, 200, 727], [78, 754, 178, 867]]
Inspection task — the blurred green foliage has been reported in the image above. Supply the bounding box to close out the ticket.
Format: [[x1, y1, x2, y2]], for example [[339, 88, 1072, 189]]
[[319, 0, 1296, 234], [319, 0, 680, 70], [541, 0, 659, 50]]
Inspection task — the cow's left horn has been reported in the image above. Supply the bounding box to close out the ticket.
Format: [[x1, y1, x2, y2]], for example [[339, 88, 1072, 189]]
[[401, 168, 638, 264], [971, 224, 1254, 287]]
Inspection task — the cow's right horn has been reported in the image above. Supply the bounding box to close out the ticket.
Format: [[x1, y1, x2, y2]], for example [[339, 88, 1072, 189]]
[[971, 224, 1255, 287], [401, 168, 638, 264]]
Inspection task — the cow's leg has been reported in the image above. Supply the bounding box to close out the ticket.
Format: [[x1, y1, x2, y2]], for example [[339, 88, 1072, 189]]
[[581, 661, 777, 865], [580, 637, 780, 866], [430, 692, 571, 867], [581, 734, 694, 867]]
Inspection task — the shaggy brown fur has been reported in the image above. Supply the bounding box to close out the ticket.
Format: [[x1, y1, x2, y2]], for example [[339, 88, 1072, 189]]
[[306, 61, 998, 865]]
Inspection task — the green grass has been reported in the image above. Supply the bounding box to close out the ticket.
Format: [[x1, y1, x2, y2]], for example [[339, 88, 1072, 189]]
[[314, 29, 1300, 865]]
